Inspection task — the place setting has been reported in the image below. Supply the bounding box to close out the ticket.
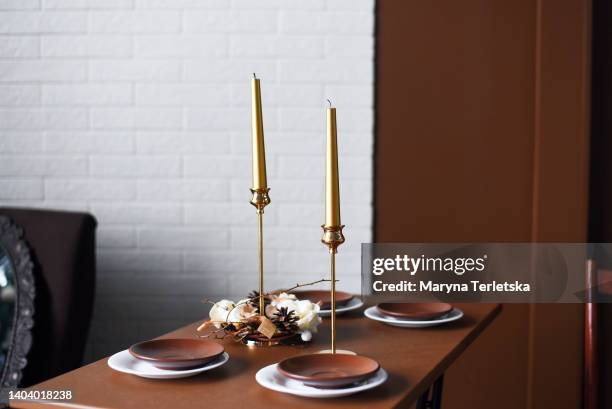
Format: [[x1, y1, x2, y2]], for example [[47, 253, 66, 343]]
[[364, 302, 464, 328], [107, 338, 229, 380], [256, 353, 387, 398]]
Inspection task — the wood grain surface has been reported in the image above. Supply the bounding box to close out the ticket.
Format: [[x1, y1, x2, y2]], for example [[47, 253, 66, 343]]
[[11, 304, 500, 409]]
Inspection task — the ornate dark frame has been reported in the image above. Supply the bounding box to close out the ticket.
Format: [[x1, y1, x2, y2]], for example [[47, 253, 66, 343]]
[[0, 216, 35, 389]]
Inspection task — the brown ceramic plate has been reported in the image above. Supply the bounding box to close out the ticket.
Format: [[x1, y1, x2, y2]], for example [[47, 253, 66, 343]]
[[277, 353, 380, 389], [376, 303, 453, 320], [291, 290, 354, 310], [129, 339, 224, 370]]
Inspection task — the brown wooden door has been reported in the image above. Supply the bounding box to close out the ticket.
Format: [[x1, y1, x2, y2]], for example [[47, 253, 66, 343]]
[[375, 1, 591, 408]]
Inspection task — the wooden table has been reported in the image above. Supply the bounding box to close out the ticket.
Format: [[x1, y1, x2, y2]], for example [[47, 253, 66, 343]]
[[10, 304, 500, 409]]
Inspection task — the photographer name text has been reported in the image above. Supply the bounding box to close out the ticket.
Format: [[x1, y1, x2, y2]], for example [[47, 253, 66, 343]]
[[372, 280, 531, 293]]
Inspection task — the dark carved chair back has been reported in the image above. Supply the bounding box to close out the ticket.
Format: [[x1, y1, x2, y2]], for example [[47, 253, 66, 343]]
[[0, 208, 96, 387]]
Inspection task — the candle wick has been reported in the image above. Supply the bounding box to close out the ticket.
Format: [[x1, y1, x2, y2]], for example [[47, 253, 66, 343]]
[[253, 72, 257, 79], [326, 99, 332, 107]]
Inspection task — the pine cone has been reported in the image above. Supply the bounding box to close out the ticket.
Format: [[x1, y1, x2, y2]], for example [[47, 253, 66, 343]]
[[247, 290, 270, 313], [272, 306, 299, 334]]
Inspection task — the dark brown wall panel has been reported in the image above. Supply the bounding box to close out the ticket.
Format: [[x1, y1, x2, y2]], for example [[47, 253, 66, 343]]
[[375, 0, 535, 244], [376, 2, 535, 407], [590, 0, 612, 407], [527, 1, 591, 408], [375, 0, 591, 408]]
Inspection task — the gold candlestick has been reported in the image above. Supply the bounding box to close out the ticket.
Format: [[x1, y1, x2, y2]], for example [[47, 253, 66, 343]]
[[321, 100, 345, 354], [250, 73, 270, 315]]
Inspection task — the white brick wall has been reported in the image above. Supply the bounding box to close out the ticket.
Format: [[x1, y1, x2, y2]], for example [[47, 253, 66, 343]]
[[0, 0, 374, 359]]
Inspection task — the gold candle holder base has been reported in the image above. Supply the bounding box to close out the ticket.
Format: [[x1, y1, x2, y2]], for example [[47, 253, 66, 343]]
[[317, 349, 357, 355], [242, 333, 302, 347]]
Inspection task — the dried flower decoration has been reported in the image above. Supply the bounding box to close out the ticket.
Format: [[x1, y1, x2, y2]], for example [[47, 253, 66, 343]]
[[197, 279, 330, 343]]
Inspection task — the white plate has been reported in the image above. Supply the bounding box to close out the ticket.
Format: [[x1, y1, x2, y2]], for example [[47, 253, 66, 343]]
[[364, 306, 464, 328], [108, 350, 229, 379], [318, 297, 364, 317], [255, 363, 387, 398]]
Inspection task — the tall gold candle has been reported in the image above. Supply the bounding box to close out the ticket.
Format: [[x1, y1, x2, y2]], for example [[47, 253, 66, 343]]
[[251, 75, 267, 190], [324, 105, 341, 227]]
